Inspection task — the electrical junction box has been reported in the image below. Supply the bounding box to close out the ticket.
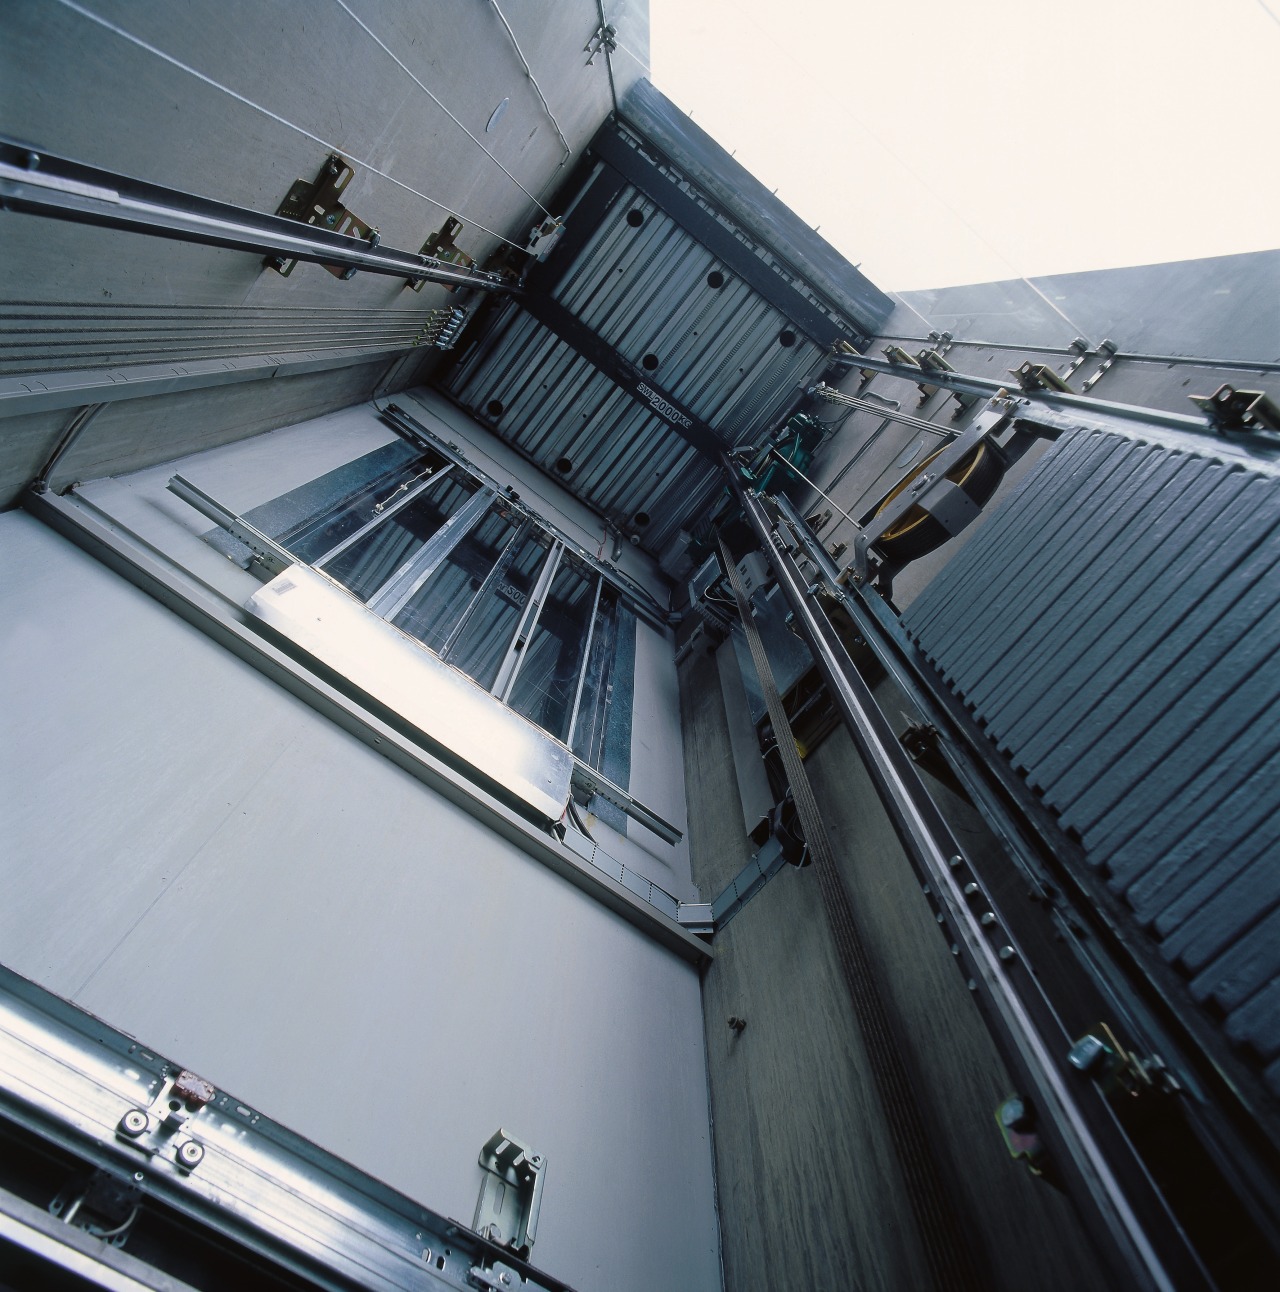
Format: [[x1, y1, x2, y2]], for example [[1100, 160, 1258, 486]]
[[735, 551, 771, 597]]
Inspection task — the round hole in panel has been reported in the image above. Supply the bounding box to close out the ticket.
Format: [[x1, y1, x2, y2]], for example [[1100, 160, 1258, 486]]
[[486, 399, 504, 418], [706, 270, 725, 289], [633, 511, 650, 527], [779, 329, 797, 348], [641, 353, 659, 371], [626, 209, 645, 228], [555, 456, 574, 475]]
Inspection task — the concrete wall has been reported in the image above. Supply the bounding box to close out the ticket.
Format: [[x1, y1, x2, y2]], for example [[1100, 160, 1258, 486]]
[[0, 507, 718, 1291]]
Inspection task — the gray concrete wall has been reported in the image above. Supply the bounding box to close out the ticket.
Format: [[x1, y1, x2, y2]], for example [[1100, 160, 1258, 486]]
[[0, 509, 719, 1291], [678, 644, 1108, 1292]]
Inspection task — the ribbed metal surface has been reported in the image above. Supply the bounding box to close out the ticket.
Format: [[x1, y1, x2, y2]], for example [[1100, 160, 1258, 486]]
[[0, 301, 455, 374], [450, 299, 721, 555], [902, 428, 1280, 1093], [445, 178, 828, 555]]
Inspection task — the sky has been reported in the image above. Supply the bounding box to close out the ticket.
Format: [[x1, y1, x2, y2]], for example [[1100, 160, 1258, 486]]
[[647, 0, 1280, 291]]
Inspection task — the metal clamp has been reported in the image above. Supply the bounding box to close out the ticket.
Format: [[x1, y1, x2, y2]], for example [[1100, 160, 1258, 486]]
[[1080, 338, 1118, 392], [265, 154, 375, 279]]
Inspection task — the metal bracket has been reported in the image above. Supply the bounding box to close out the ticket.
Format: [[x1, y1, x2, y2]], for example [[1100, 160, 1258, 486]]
[[167, 474, 295, 576], [1189, 383, 1280, 435], [994, 1095, 1051, 1181], [49, 1168, 143, 1246], [411, 218, 474, 292], [1068, 1023, 1181, 1100], [584, 22, 617, 65], [1011, 361, 1075, 394], [265, 154, 375, 279], [473, 1130, 546, 1259], [1080, 338, 1118, 392]]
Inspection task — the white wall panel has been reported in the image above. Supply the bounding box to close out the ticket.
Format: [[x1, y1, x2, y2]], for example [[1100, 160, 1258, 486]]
[[0, 511, 719, 1292]]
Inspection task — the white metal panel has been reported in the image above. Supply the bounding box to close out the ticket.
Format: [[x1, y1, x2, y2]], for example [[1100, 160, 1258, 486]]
[[0, 511, 720, 1292], [246, 564, 573, 824]]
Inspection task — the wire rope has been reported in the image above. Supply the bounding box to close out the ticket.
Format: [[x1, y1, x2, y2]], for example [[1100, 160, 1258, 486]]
[[53, 0, 529, 249], [332, 0, 553, 215]]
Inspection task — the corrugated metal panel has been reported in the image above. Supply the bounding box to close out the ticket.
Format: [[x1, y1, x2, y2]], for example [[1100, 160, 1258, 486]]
[[443, 174, 827, 555], [902, 428, 1280, 1092], [450, 300, 720, 554], [554, 187, 825, 433]]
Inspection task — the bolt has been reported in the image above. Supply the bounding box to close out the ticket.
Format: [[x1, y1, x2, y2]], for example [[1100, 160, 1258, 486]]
[[118, 1109, 148, 1138], [980, 911, 997, 926], [1000, 1096, 1033, 1132], [963, 882, 980, 897], [998, 945, 1016, 961], [133, 1172, 144, 1183], [341, 266, 358, 280], [727, 1016, 747, 1033], [177, 1140, 205, 1170], [1068, 1033, 1112, 1075], [948, 855, 963, 869], [25, 151, 40, 170], [325, 212, 338, 226]]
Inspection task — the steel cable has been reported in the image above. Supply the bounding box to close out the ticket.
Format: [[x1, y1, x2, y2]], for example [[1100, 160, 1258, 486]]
[[53, 0, 530, 250]]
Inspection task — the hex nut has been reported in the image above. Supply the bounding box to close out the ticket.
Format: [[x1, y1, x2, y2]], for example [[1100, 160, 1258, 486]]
[[118, 1109, 148, 1138]]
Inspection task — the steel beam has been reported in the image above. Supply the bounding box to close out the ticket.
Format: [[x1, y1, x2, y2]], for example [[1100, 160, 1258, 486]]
[[0, 139, 509, 291], [828, 351, 1217, 435], [517, 291, 723, 461], [0, 964, 573, 1292]]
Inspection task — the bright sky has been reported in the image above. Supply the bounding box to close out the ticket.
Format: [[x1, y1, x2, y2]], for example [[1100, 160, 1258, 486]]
[[648, 0, 1280, 291]]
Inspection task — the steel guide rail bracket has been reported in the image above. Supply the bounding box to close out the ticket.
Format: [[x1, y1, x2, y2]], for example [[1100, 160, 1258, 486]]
[[0, 139, 510, 292], [0, 964, 574, 1291], [724, 468, 1212, 1292]]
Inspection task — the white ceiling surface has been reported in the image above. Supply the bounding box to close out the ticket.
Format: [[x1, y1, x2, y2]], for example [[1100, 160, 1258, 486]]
[[649, 0, 1280, 291]]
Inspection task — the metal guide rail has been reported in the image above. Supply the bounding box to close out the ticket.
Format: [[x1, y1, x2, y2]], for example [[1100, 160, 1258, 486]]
[[0, 138, 511, 292], [0, 964, 574, 1291], [734, 443, 1280, 1285], [724, 469, 1227, 1292]]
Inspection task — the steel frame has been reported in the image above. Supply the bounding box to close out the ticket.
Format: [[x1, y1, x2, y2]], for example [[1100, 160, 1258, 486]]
[[23, 488, 706, 963], [0, 963, 573, 1291]]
